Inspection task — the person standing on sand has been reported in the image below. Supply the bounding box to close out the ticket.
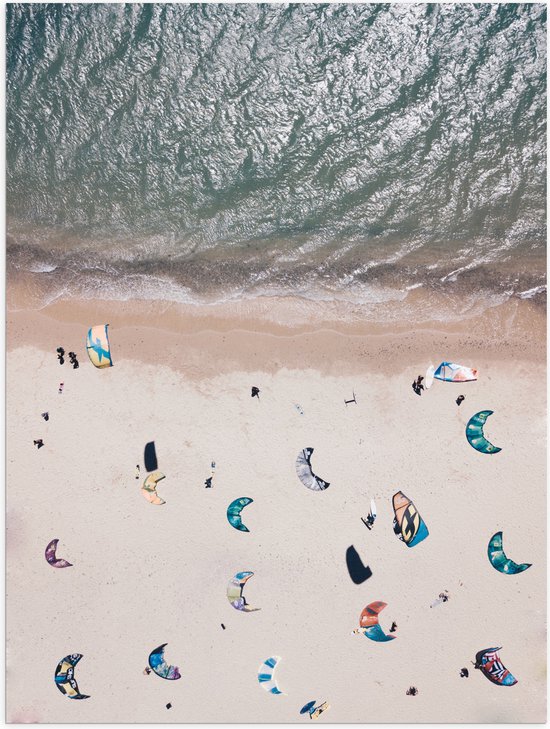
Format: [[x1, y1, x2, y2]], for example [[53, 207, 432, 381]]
[[412, 376, 424, 396], [58, 382, 64, 394], [456, 395, 465, 406], [135, 464, 140, 480]]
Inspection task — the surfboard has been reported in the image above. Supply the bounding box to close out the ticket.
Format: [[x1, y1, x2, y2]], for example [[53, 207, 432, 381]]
[[425, 364, 435, 389]]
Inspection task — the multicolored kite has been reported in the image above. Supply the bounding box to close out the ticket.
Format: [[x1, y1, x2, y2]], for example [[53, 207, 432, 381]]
[[392, 491, 429, 547], [474, 647, 517, 686]]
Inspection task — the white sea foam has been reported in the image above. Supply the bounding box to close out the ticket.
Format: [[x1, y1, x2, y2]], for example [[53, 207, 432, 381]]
[[518, 285, 547, 299]]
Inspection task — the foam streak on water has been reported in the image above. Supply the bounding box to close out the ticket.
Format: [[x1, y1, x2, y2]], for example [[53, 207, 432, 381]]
[[6, 4, 547, 315]]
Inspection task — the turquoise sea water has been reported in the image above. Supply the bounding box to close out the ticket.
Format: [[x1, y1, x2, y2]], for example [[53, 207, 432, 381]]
[[6, 3, 547, 311]]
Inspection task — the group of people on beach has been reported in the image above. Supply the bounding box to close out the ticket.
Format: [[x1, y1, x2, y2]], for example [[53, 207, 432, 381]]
[[33, 347, 82, 449], [411, 375, 425, 395], [56, 346, 79, 369]]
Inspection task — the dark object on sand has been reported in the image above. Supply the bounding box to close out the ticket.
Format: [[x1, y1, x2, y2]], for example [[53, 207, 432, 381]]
[[456, 395, 465, 406], [204, 477, 213, 488], [58, 355, 65, 365], [221, 624, 226, 630], [33, 439, 44, 449], [345, 391, 357, 405], [144, 441, 158, 472], [412, 376, 424, 396], [406, 687, 418, 696], [58, 383, 64, 394], [166, 703, 172, 710], [69, 352, 80, 369], [345, 545, 373, 585], [361, 514, 375, 530], [460, 668, 469, 678], [251, 386, 260, 399], [41, 412, 49, 421], [389, 622, 397, 633]]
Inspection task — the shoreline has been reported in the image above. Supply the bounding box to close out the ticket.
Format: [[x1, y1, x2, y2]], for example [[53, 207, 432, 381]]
[[7, 293, 546, 382]]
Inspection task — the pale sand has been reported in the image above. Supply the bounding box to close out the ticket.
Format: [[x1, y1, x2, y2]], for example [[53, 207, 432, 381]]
[[6, 300, 546, 723]]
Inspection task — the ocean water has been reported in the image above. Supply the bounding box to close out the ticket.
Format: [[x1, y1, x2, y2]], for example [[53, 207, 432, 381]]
[[6, 3, 547, 315]]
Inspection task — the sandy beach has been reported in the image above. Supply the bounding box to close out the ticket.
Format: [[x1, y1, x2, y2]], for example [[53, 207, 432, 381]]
[[6, 297, 546, 723]]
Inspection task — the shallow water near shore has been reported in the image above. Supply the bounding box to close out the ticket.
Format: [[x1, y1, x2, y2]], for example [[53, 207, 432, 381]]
[[6, 3, 547, 317]]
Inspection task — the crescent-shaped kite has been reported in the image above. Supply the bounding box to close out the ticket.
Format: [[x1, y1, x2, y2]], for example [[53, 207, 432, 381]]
[[466, 411, 502, 454], [392, 491, 429, 548], [148, 644, 181, 680], [54, 654, 90, 699], [227, 571, 260, 612], [258, 656, 283, 694], [227, 497, 253, 532], [295, 448, 330, 491], [474, 647, 517, 686], [45, 539, 73, 568], [355, 601, 395, 643], [86, 324, 113, 368], [141, 470, 166, 505], [487, 532, 532, 575]]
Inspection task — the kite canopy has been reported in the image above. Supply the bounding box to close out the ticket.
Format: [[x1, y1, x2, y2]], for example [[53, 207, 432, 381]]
[[359, 601, 395, 642], [392, 491, 429, 548], [227, 497, 253, 532], [295, 448, 330, 491], [474, 647, 517, 686], [86, 324, 113, 368], [300, 701, 317, 715], [227, 571, 260, 612], [487, 532, 531, 575], [434, 362, 477, 382], [54, 654, 90, 700], [148, 643, 181, 680], [45, 538, 73, 568], [466, 410, 502, 454], [141, 470, 166, 505], [144, 441, 158, 472], [258, 656, 283, 694]]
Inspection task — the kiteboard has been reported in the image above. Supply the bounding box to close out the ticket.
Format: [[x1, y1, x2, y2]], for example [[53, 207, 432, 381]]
[[311, 702, 330, 720], [425, 364, 435, 389]]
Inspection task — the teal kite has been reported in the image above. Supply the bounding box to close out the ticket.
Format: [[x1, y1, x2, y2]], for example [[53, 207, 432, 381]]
[[227, 497, 253, 532], [466, 410, 502, 454], [487, 532, 531, 575]]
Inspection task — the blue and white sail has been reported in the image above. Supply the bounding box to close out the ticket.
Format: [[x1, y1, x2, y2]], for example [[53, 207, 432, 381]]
[[258, 656, 283, 695]]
